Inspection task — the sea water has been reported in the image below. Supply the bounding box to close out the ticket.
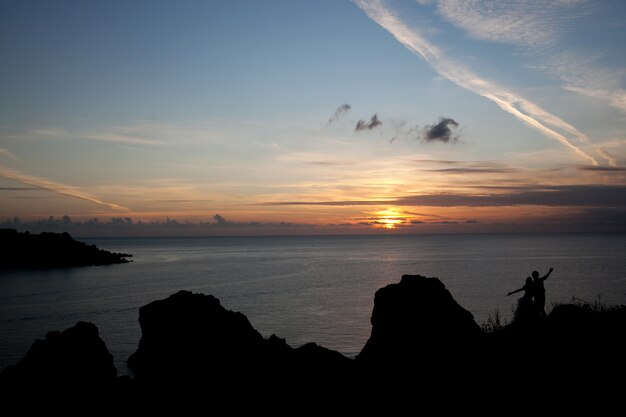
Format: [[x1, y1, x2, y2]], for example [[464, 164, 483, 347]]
[[1, 233, 625, 374]]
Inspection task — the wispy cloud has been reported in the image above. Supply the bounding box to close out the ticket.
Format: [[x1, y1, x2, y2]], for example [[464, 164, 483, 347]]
[[435, 0, 593, 48], [81, 131, 163, 146], [354, 0, 598, 165], [0, 148, 18, 162], [434, 1, 626, 115], [0, 187, 40, 191], [596, 147, 619, 167], [0, 165, 128, 211], [8, 122, 206, 146], [327, 104, 352, 124], [537, 52, 626, 115]]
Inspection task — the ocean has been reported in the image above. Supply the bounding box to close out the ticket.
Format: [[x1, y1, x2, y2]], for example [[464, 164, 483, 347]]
[[1, 233, 625, 375]]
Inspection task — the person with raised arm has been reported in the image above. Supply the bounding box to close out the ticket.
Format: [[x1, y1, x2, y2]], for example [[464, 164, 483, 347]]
[[532, 267, 553, 316]]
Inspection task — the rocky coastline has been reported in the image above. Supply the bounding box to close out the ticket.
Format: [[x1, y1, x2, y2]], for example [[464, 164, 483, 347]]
[[1, 274, 623, 408]]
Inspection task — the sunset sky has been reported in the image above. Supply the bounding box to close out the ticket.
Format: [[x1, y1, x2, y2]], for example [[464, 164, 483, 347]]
[[1, 0, 625, 234]]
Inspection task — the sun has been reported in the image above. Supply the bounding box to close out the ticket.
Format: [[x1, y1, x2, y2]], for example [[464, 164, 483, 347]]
[[374, 209, 406, 230]]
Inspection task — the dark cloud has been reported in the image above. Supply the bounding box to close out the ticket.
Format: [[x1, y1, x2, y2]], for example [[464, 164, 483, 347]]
[[355, 114, 382, 131], [422, 117, 459, 143], [0, 215, 319, 237], [0, 187, 40, 191], [213, 214, 228, 224], [262, 199, 389, 206], [394, 185, 626, 207], [578, 166, 626, 172], [262, 185, 626, 208], [327, 104, 351, 124]]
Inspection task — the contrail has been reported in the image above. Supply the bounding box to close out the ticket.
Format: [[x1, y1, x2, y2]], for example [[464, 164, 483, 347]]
[[596, 147, 618, 167], [0, 165, 129, 211], [354, 0, 597, 165]]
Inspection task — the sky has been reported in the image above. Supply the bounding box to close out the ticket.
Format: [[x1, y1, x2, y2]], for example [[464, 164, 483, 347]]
[[1, 0, 625, 235]]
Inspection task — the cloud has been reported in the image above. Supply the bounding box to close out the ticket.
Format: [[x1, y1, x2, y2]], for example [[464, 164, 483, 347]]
[[327, 104, 352, 124], [10, 122, 201, 147], [262, 185, 626, 208], [262, 199, 391, 206], [0, 165, 128, 211], [578, 166, 626, 172], [539, 52, 626, 115], [596, 147, 619, 167], [416, 160, 519, 174], [0, 215, 327, 237], [385, 119, 421, 143], [394, 185, 626, 207], [0, 148, 19, 162], [411, 159, 460, 165], [422, 117, 459, 143], [353, 0, 598, 165], [426, 167, 516, 175], [432, 2, 626, 115], [435, 0, 589, 48], [213, 214, 228, 224], [355, 114, 383, 131]]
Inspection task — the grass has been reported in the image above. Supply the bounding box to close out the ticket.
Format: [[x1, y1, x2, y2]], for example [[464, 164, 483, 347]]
[[480, 308, 508, 333], [550, 295, 621, 315]]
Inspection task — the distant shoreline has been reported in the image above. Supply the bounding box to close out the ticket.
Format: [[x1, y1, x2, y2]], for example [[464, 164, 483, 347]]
[[75, 230, 626, 240], [0, 229, 132, 269]]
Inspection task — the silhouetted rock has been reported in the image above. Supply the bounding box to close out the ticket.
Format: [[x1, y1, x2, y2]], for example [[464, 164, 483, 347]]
[[0, 229, 131, 269], [127, 289, 355, 397], [2, 274, 624, 406], [0, 321, 117, 391], [128, 290, 266, 385], [358, 274, 482, 364]]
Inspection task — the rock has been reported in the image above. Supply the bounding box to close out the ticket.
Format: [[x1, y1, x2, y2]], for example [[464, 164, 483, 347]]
[[0, 321, 117, 391], [0, 229, 131, 269], [127, 290, 266, 384], [358, 274, 482, 364], [127, 289, 355, 396]]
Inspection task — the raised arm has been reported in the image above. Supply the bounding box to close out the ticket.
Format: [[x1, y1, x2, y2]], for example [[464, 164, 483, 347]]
[[540, 267, 554, 281], [507, 287, 524, 296]]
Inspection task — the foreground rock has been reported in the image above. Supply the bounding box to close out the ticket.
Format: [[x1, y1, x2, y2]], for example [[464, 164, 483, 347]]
[[2, 274, 624, 405], [358, 274, 482, 363], [0, 321, 117, 391], [128, 290, 353, 391], [128, 290, 265, 383], [0, 229, 131, 269]]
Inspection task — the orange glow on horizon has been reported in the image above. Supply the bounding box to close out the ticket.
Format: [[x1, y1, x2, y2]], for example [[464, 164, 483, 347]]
[[372, 209, 408, 230]]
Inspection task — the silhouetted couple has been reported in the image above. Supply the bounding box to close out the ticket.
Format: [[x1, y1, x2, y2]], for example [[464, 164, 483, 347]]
[[508, 267, 553, 323]]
